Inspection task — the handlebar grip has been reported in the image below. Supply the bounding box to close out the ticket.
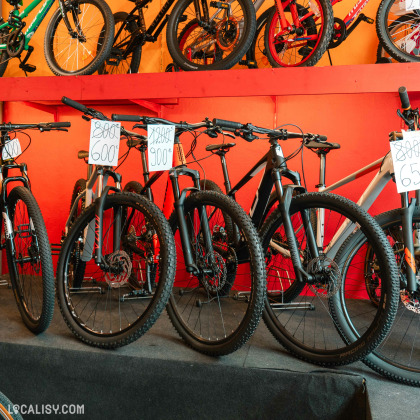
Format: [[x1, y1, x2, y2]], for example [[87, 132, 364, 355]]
[[48, 122, 71, 128], [212, 118, 244, 131], [61, 96, 88, 113], [398, 86, 411, 110], [112, 114, 142, 122], [318, 135, 328, 142]]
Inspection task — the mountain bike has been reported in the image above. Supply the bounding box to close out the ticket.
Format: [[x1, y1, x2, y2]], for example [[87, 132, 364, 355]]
[[0, 121, 70, 333], [110, 112, 266, 356], [56, 97, 176, 349], [0, 0, 114, 76], [0, 391, 23, 420], [200, 118, 399, 365], [376, 0, 420, 63], [99, 0, 257, 74]]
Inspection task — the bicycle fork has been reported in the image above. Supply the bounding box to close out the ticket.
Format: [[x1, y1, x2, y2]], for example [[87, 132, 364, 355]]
[[170, 166, 216, 275]]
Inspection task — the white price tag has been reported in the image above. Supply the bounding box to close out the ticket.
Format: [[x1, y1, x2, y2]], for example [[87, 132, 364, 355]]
[[390, 130, 420, 193], [88, 119, 121, 166], [403, 0, 420, 11], [147, 125, 175, 172], [2, 138, 22, 160]]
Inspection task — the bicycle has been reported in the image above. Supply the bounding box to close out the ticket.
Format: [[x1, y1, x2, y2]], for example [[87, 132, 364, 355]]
[[99, 0, 257, 74], [197, 118, 399, 365], [0, 391, 23, 420], [109, 112, 267, 356], [0, 120, 70, 333], [56, 97, 177, 349], [306, 87, 419, 385], [0, 0, 114, 77]]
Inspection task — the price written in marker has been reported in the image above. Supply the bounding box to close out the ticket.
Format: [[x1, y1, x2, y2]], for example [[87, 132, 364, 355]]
[[147, 125, 175, 172], [88, 119, 121, 167], [390, 130, 420, 193], [2, 138, 22, 161]]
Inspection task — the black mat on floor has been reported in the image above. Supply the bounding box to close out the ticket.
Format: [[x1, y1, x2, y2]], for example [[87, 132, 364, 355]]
[[0, 341, 371, 420]]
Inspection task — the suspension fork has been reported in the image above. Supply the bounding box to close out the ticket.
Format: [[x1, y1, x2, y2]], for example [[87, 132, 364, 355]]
[[170, 166, 216, 274], [58, 0, 85, 39], [272, 168, 318, 282], [400, 192, 418, 293]]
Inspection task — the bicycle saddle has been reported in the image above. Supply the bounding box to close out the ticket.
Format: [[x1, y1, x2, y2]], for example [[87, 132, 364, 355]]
[[304, 140, 340, 150], [205, 143, 236, 152], [78, 150, 89, 159]]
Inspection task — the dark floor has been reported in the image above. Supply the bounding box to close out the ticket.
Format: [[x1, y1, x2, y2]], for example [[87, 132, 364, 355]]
[[0, 284, 417, 420]]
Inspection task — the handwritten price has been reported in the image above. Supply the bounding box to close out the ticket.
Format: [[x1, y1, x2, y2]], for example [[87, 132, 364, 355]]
[[390, 131, 420, 193], [88, 120, 121, 166], [147, 125, 175, 172]]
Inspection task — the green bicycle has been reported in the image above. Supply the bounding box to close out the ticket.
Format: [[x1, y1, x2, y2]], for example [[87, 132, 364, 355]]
[[0, 0, 114, 76]]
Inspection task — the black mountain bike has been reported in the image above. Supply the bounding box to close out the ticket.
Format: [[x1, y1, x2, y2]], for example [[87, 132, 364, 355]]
[[199, 118, 399, 365], [99, 0, 256, 74], [110, 112, 266, 356], [0, 121, 70, 333], [56, 97, 177, 349]]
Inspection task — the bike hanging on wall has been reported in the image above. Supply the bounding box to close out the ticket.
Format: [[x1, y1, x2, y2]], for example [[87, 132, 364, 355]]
[[0, 0, 114, 76], [99, 0, 257, 74]]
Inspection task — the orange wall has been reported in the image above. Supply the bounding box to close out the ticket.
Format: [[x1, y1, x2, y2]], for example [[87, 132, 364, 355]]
[[1, 0, 384, 78]]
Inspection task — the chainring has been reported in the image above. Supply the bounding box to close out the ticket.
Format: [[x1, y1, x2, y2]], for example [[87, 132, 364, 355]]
[[6, 31, 25, 57], [328, 18, 347, 49]]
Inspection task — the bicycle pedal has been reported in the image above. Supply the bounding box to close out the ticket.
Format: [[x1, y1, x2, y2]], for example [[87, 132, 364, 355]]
[[19, 63, 36, 73]]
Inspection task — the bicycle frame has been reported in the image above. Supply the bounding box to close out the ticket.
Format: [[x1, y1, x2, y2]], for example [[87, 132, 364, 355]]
[[0, 0, 58, 50], [319, 148, 419, 293]]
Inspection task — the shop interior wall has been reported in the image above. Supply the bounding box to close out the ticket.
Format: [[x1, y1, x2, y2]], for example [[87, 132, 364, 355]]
[[2, 91, 404, 272], [2, 0, 384, 78]]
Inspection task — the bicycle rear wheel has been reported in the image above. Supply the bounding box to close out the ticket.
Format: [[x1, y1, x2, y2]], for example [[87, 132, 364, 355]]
[[260, 192, 399, 366], [44, 0, 114, 75], [5, 186, 55, 334], [376, 0, 420, 62], [361, 208, 420, 386], [166, 0, 256, 70], [56, 192, 176, 348], [166, 190, 265, 355], [264, 0, 333, 67], [98, 11, 142, 75]]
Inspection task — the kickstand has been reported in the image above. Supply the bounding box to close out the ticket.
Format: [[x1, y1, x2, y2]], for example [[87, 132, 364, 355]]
[[327, 50, 333, 66]]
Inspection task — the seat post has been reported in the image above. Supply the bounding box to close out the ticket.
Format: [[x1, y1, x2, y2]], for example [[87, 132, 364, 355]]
[[316, 151, 327, 191]]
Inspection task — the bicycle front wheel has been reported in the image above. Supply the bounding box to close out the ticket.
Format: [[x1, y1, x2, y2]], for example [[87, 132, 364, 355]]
[[44, 0, 114, 75], [260, 192, 399, 366], [167, 190, 266, 356], [361, 208, 420, 386], [98, 11, 142, 75], [5, 186, 55, 334], [56, 192, 176, 348], [377, 0, 420, 62], [166, 0, 256, 70], [264, 0, 333, 67]]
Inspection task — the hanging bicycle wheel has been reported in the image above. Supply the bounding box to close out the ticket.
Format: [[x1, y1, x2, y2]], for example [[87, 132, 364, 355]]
[[360, 208, 420, 386], [98, 11, 142, 74], [56, 192, 176, 348], [5, 186, 55, 334], [377, 0, 420, 62], [166, 0, 256, 70], [44, 0, 114, 75], [260, 192, 399, 366], [264, 0, 333, 67], [166, 190, 266, 356]]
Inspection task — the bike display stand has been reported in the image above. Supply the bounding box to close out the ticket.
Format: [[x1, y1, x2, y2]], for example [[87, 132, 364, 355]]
[[0, 63, 419, 418]]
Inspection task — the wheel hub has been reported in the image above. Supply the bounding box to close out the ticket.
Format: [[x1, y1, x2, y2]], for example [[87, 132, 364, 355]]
[[216, 17, 239, 50], [307, 255, 342, 298]]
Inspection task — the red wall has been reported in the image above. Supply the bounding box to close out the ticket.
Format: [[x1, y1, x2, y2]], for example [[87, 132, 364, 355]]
[[2, 89, 406, 270]]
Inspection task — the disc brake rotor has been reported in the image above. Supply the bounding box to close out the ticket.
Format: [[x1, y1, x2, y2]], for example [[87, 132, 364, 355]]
[[308, 254, 342, 298], [216, 17, 240, 50], [201, 251, 227, 293], [104, 250, 132, 288], [400, 289, 420, 313]]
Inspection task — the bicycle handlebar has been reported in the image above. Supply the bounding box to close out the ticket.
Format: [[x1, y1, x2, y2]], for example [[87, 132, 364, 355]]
[[212, 118, 327, 142], [0, 122, 71, 131], [398, 86, 411, 110], [62, 96, 89, 113]]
